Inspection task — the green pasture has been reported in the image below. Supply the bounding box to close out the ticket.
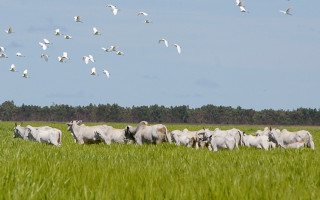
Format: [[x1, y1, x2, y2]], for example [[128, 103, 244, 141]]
[[0, 122, 319, 199]]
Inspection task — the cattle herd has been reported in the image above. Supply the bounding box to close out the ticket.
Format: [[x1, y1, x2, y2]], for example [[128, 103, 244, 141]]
[[13, 121, 315, 151]]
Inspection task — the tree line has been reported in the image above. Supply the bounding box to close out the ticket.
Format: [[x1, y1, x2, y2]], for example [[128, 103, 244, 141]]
[[1, 100, 320, 125]]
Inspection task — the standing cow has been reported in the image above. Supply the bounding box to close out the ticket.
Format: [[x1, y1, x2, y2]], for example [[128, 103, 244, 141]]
[[13, 123, 61, 146], [66, 120, 109, 144], [268, 128, 315, 150], [94, 126, 134, 145], [125, 121, 171, 145], [26, 125, 62, 146]]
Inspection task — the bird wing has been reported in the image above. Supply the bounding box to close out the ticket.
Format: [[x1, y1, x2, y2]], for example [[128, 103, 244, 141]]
[[63, 52, 68, 58], [43, 38, 50, 44], [286, 7, 292, 13], [112, 8, 118, 15]]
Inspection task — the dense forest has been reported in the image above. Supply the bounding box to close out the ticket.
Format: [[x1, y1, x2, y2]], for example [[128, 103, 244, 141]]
[[1, 100, 320, 125]]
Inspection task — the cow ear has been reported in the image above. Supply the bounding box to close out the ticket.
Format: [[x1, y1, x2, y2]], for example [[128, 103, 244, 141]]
[[20, 122, 23, 126], [15, 122, 17, 127], [269, 127, 271, 131]]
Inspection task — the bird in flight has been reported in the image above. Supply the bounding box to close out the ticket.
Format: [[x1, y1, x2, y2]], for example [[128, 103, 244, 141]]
[[5, 27, 13, 34], [173, 44, 181, 54], [74, 16, 82, 22], [106, 4, 118, 15], [41, 54, 49, 62], [138, 12, 148, 16], [159, 39, 169, 47], [91, 67, 97, 75], [280, 7, 293, 15], [22, 69, 28, 78], [103, 69, 110, 78], [9, 64, 17, 72], [93, 27, 101, 35]]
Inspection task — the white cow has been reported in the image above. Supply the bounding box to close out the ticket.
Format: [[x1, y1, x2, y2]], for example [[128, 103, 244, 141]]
[[26, 125, 62, 146], [13, 123, 29, 140], [242, 133, 271, 150], [171, 129, 199, 148], [94, 126, 134, 145], [13, 123, 61, 146], [207, 134, 238, 151], [268, 128, 315, 150], [253, 127, 270, 136], [125, 121, 171, 145], [66, 120, 109, 144], [197, 128, 244, 149]]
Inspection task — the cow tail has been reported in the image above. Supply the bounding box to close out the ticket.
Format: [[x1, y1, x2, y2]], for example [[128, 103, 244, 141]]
[[58, 131, 62, 146], [307, 132, 315, 150], [165, 126, 172, 144]]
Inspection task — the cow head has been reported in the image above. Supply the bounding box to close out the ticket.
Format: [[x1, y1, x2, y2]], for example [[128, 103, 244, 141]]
[[268, 128, 283, 148], [125, 126, 136, 140], [13, 123, 27, 139], [66, 120, 82, 131]]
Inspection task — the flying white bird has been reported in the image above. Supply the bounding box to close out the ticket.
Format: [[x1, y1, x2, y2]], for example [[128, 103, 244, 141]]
[[239, 6, 248, 13], [55, 29, 61, 36], [39, 42, 47, 50], [106, 4, 118, 15], [43, 38, 51, 44], [82, 56, 90, 64], [0, 46, 5, 52], [93, 27, 101, 35], [16, 52, 25, 57], [90, 67, 97, 75], [159, 39, 168, 47], [102, 45, 117, 52], [144, 19, 151, 23], [41, 54, 49, 62], [236, 0, 244, 6], [103, 69, 110, 78], [280, 7, 293, 15], [64, 35, 72, 39], [116, 51, 124, 55], [82, 55, 95, 64], [22, 69, 28, 78], [9, 64, 17, 72], [74, 16, 82, 22], [5, 27, 13, 34], [173, 44, 181, 54], [138, 12, 148, 16], [0, 53, 8, 58], [58, 52, 68, 62], [88, 55, 95, 62]]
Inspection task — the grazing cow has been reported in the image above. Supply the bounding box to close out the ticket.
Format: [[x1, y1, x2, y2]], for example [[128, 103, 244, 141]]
[[26, 125, 62, 146], [171, 129, 199, 149], [13, 123, 29, 140], [242, 133, 270, 150], [125, 121, 171, 145], [66, 120, 109, 144], [268, 128, 315, 150], [94, 126, 134, 145]]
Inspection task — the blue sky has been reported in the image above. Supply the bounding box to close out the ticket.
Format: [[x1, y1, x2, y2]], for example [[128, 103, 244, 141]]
[[0, 0, 319, 110]]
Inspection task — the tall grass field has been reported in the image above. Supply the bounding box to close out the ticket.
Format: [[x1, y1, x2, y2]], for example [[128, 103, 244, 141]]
[[0, 122, 319, 199]]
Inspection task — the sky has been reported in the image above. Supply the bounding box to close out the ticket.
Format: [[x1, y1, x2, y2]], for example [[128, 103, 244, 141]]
[[0, 0, 319, 111]]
